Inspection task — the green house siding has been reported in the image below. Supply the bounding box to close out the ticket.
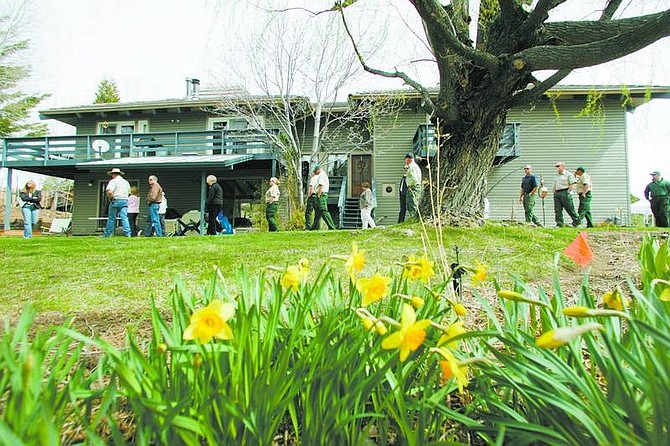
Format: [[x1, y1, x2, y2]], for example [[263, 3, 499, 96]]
[[372, 109, 429, 223], [487, 99, 629, 226]]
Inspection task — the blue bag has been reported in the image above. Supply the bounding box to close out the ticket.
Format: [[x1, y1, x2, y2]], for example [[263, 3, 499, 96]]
[[216, 212, 234, 235]]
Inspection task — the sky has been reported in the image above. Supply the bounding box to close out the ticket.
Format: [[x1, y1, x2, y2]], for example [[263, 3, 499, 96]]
[[4, 0, 670, 197]]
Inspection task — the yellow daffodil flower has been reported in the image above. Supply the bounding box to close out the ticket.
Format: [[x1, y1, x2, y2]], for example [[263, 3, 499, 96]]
[[298, 257, 310, 276], [403, 254, 435, 283], [603, 289, 625, 310], [345, 242, 366, 281], [281, 265, 302, 291], [437, 321, 467, 349], [433, 347, 468, 393], [453, 302, 467, 316], [536, 322, 604, 349], [381, 304, 432, 361], [471, 262, 488, 286], [183, 300, 235, 343], [357, 273, 392, 306], [375, 320, 388, 335]]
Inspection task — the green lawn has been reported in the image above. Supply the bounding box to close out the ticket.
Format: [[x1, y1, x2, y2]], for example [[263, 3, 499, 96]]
[[0, 224, 644, 323]]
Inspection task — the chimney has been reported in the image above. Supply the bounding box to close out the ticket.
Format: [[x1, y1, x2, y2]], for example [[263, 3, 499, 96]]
[[185, 77, 193, 99], [191, 78, 200, 99]]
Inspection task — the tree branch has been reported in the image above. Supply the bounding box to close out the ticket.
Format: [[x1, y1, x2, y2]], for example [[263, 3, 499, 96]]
[[601, 0, 623, 20], [338, 6, 435, 115], [521, 0, 568, 34], [498, 0, 517, 20], [409, 0, 499, 72], [509, 69, 571, 107], [516, 9, 670, 71], [542, 10, 669, 45]]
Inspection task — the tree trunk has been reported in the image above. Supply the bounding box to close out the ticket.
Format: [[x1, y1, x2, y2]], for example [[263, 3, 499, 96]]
[[422, 111, 506, 224]]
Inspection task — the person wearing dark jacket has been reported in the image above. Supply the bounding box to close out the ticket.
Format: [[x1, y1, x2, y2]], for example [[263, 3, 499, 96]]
[[206, 174, 224, 235], [19, 180, 42, 238], [644, 171, 670, 227]]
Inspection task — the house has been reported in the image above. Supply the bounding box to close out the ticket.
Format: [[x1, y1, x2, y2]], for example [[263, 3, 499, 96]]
[[2, 83, 668, 234]]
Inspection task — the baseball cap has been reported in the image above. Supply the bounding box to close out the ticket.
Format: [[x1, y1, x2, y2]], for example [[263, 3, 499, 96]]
[[523, 165, 531, 169], [651, 171, 661, 175], [576, 166, 586, 172], [405, 153, 414, 159]]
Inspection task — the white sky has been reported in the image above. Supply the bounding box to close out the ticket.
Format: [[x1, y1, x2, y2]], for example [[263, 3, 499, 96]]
[[4, 0, 670, 197]]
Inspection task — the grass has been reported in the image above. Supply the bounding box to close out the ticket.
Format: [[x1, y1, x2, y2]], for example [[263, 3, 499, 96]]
[[0, 223, 647, 326]]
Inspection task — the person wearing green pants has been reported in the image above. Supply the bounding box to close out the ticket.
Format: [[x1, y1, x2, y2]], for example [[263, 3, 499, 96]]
[[575, 167, 594, 228], [265, 177, 281, 232], [519, 164, 542, 226], [312, 165, 337, 230], [644, 171, 670, 227], [552, 162, 580, 228], [305, 169, 319, 230]]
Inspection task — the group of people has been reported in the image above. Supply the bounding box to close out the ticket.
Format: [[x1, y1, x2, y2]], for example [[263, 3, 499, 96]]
[[104, 168, 165, 237], [520, 162, 594, 228]]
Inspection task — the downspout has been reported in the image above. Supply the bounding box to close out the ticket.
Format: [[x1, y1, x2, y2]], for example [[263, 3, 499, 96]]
[[3, 168, 12, 231], [200, 170, 206, 235]]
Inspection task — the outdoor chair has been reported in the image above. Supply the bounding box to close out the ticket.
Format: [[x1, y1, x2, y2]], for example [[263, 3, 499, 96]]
[[42, 218, 72, 236], [176, 210, 201, 236]]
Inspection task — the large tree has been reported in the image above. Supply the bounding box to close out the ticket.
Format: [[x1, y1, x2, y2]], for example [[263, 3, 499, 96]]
[[332, 0, 670, 222], [0, 10, 48, 138]]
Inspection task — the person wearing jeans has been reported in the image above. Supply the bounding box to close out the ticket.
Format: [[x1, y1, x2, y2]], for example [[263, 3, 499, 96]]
[[19, 180, 42, 238], [103, 168, 131, 237], [144, 175, 163, 237]]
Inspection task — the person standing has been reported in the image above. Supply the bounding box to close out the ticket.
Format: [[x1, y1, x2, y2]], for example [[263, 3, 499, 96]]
[[127, 186, 140, 236], [305, 168, 319, 230], [575, 167, 594, 228], [404, 153, 422, 220], [398, 165, 408, 223], [205, 174, 223, 235], [644, 171, 670, 227], [103, 168, 131, 237], [552, 162, 580, 228], [359, 181, 376, 229], [265, 177, 281, 232], [19, 180, 42, 238], [312, 165, 337, 230], [519, 165, 542, 226], [144, 175, 163, 237], [158, 191, 168, 235]]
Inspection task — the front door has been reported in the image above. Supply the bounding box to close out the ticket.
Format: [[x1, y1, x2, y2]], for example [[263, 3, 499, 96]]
[[350, 154, 372, 197]]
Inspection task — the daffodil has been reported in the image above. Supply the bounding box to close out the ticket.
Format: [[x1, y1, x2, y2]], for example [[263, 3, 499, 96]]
[[298, 257, 310, 276], [497, 289, 550, 308], [471, 262, 488, 286], [381, 304, 432, 361], [536, 322, 603, 349], [563, 306, 628, 319], [345, 242, 366, 281], [410, 296, 424, 308], [603, 289, 625, 310], [433, 347, 468, 393], [437, 321, 467, 349], [357, 273, 392, 306], [403, 254, 435, 283], [453, 302, 467, 316], [281, 265, 302, 291], [183, 300, 235, 343]]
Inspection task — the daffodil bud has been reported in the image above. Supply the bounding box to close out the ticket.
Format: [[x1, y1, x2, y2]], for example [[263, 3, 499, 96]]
[[562, 306, 591, 317], [410, 296, 424, 308], [361, 317, 375, 331], [536, 323, 604, 349], [157, 343, 168, 354], [193, 353, 203, 369], [453, 303, 467, 316], [375, 320, 388, 335]]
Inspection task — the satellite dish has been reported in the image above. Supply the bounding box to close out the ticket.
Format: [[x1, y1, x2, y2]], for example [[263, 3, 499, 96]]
[[92, 139, 110, 153]]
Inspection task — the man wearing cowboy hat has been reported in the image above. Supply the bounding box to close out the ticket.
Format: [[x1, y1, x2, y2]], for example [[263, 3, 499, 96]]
[[104, 168, 131, 237]]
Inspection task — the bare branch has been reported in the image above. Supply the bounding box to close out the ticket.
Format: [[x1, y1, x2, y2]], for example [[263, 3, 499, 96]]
[[601, 0, 623, 20], [510, 69, 571, 107], [338, 6, 435, 115], [522, 0, 568, 33]]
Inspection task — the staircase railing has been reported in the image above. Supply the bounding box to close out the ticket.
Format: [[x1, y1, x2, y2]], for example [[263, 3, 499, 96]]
[[338, 176, 347, 229]]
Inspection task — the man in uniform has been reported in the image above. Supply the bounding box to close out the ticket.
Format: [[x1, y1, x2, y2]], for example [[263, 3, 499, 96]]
[[644, 170, 670, 227], [404, 153, 422, 220], [575, 166, 594, 228], [519, 165, 542, 226], [312, 165, 337, 230], [552, 162, 580, 228]]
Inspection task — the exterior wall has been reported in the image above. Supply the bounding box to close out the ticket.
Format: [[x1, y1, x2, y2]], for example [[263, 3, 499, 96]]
[[71, 167, 270, 235], [74, 111, 226, 135], [487, 98, 629, 226], [372, 108, 430, 224]]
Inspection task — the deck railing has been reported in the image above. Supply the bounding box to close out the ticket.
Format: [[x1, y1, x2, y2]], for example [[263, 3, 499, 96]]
[[2, 129, 279, 167]]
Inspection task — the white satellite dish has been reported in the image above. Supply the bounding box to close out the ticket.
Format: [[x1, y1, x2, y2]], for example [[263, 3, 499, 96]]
[[92, 139, 110, 153]]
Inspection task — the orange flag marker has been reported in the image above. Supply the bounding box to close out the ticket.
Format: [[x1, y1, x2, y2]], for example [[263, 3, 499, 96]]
[[563, 231, 594, 267]]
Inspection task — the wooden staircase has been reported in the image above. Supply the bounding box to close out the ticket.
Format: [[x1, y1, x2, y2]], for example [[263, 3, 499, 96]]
[[340, 197, 361, 229]]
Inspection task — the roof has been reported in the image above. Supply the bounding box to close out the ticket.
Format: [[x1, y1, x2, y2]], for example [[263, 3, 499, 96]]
[[348, 85, 670, 109], [75, 154, 253, 170]]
